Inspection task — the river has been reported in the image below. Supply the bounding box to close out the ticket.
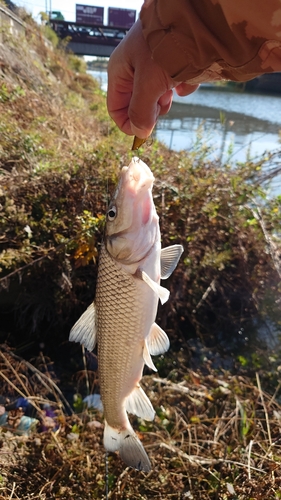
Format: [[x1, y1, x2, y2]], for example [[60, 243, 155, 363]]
[[90, 68, 281, 182]]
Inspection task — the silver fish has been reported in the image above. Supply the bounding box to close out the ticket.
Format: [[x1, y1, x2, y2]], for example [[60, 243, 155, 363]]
[[70, 157, 183, 471]]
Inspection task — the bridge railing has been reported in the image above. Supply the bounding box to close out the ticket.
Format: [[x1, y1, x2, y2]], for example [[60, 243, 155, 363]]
[[50, 20, 128, 48]]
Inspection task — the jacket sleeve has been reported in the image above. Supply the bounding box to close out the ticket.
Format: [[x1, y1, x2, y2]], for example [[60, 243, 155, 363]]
[[140, 0, 281, 84]]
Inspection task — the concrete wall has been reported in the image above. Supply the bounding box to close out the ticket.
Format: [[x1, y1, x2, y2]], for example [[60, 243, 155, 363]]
[[0, 5, 26, 43]]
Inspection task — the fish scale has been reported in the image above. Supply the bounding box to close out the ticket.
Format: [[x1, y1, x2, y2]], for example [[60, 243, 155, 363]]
[[69, 157, 183, 471], [96, 244, 146, 422]]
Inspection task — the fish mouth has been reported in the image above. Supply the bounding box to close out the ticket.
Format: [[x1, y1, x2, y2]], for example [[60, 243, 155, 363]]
[[124, 157, 154, 195], [105, 157, 158, 263]]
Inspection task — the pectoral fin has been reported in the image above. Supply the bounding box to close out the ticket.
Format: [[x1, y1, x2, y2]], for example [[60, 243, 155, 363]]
[[143, 340, 157, 371], [161, 245, 184, 279], [69, 303, 97, 352], [137, 269, 170, 304], [147, 323, 170, 355]]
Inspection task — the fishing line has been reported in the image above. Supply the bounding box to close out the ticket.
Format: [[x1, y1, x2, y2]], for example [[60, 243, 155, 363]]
[[106, 171, 109, 211], [105, 451, 109, 499], [104, 162, 110, 500], [81, 345, 90, 396]]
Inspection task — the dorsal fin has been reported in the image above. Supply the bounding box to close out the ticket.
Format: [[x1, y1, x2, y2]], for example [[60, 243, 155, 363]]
[[161, 245, 183, 279], [69, 303, 97, 352]]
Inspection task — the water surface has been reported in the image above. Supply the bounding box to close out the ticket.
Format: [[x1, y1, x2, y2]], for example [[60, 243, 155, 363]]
[[157, 87, 281, 164]]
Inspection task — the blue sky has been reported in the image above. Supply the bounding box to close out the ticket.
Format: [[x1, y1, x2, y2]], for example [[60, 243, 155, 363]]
[[15, 0, 143, 23]]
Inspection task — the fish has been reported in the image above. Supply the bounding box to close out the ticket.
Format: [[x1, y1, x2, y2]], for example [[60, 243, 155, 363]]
[[69, 157, 183, 471]]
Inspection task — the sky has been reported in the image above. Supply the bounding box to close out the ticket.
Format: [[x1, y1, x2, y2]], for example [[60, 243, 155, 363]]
[[14, 0, 144, 23]]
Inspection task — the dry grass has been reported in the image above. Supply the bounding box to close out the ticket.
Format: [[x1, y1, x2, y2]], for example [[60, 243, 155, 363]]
[[1, 345, 281, 499]]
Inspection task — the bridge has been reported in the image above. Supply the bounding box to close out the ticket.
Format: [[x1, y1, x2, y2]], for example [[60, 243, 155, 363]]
[[50, 20, 128, 57]]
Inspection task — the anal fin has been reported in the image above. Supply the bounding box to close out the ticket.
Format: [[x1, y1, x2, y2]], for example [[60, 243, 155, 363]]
[[147, 323, 170, 355], [125, 385, 155, 421]]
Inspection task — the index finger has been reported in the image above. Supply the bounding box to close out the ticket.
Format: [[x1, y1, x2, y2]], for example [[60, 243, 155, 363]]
[[107, 64, 135, 135]]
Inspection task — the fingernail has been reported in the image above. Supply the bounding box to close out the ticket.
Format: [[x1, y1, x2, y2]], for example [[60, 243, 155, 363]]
[[130, 122, 152, 139]]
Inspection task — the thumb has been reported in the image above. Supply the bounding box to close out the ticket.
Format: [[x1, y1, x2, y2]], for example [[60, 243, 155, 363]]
[[174, 82, 199, 96]]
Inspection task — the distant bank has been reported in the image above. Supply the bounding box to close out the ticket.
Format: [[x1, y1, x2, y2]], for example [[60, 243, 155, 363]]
[[87, 60, 281, 95], [87, 59, 109, 72], [244, 72, 281, 94]]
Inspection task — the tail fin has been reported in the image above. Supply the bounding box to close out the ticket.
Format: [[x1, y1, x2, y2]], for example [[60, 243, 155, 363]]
[[104, 420, 151, 472]]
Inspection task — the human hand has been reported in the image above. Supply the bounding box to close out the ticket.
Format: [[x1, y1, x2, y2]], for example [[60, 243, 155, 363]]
[[107, 19, 198, 138]]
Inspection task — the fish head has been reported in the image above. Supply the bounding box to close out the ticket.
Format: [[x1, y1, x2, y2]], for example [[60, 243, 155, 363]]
[[105, 157, 159, 264]]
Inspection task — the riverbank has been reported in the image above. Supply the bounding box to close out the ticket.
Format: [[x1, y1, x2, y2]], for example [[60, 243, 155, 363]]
[[87, 58, 281, 95], [87, 58, 109, 71], [1, 7, 281, 499]]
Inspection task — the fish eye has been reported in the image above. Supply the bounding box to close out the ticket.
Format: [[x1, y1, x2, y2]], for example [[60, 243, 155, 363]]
[[107, 206, 117, 221]]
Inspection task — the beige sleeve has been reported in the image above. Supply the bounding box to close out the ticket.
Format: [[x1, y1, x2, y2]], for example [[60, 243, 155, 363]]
[[140, 0, 281, 84]]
